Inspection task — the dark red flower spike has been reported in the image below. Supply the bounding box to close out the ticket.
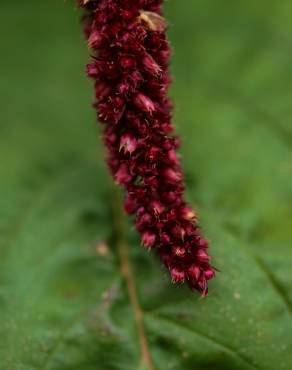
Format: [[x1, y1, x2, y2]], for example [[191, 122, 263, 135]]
[[78, 0, 215, 295]]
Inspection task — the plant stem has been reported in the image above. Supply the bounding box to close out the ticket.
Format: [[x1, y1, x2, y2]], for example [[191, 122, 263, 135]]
[[110, 185, 154, 370]]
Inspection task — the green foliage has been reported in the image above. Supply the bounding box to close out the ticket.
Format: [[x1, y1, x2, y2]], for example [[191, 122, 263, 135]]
[[0, 1, 291, 369]]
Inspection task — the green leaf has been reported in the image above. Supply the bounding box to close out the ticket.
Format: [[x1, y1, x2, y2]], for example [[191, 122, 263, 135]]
[[0, 1, 291, 370]]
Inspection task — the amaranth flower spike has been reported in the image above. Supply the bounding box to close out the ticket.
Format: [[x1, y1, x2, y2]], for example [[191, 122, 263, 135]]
[[78, 0, 215, 295]]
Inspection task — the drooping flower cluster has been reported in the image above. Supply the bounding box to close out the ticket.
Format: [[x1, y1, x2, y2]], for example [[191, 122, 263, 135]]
[[79, 0, 215, 294]]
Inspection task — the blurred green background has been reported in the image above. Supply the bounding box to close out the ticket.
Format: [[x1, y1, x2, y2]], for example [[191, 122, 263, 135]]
[[0, 1, 292, 369]]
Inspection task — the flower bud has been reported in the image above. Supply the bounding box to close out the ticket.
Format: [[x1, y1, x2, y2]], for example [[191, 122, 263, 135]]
[[170, 266, 185, 283], [115, 164, 132, 185], [162, 168, 182, 183], [151, 200, 165, 215], [94, 80, 111, 100], [86, 63, 99, 78], [171, 224, 186, 241], [133, 93, 155, 114], [124, 195, 137, 214], [88, 29, 103, 48], [180, 206, 197, 222], [162, 191, 178, 204], [122, 9, 138, 20], [116, 79, 128, 94], [160, 232, 170, 245], [147, 146, 160, 162], [139, 213, 152, 225], [120, 133, 138, 154], [142, 53, 162, 75], [120, 55, 136, 70], [166, 209, 177, 221], [204, 268, 215, 280], [188, 265, 201, 280], [144, 176, 158, 190], [142, 231, 156, 249], [165, 149, 179, 166], [98, 96, 126, 124], [158, 48, 171, 64], [137, 206, 145, 216], [197, 237, 209, 248], [196, 249, 210, 263]]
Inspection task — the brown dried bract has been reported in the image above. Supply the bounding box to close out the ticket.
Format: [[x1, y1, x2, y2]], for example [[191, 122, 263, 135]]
[[77, 0, 94, 6], [138, 10, 166, 32]]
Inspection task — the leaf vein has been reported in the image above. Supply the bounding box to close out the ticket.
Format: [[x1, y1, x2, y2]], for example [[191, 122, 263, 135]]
[[147, 312, 262, 370]]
